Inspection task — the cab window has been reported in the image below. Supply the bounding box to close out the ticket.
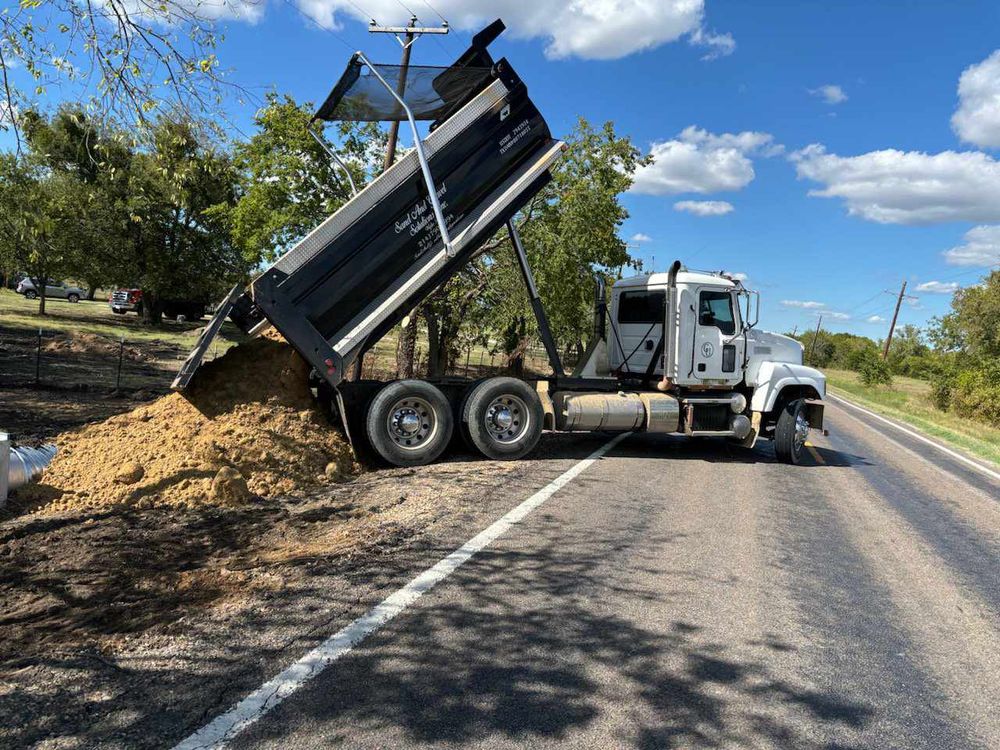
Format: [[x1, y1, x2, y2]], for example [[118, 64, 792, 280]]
[[699, 291, 736, 335], [618, 290, 665, 324]]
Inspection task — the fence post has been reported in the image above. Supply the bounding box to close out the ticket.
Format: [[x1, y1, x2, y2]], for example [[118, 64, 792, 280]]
[[35, 328, 41, 387], [116, 335, 125, 390]]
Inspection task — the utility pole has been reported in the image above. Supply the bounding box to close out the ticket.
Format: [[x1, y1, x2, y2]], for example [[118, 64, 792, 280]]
[[808, 315, 823, 362], [881, 281, 917, 360], [367, 14, 449, 378], [369, 15, 450, 170]]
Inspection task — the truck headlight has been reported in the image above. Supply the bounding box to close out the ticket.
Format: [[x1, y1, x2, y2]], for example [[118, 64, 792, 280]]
[[730, 393, 747, 413]]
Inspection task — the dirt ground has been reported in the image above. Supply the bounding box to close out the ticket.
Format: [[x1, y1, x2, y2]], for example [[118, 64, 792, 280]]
[[0, 437, 600, 749]]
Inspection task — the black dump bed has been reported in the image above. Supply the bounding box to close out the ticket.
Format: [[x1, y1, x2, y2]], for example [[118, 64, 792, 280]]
[[174, 21, 563, 390]]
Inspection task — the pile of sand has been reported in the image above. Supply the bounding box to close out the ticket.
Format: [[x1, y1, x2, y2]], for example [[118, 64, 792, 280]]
[[42, 332, 148, 361], [20, 335, 357, 515]]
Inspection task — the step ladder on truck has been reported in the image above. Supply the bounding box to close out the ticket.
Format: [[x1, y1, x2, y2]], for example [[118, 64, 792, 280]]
[[175, 19, 827, 467]]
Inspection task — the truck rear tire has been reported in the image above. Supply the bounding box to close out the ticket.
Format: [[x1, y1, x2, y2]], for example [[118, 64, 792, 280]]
[[462, 377, 543, 460], [366, 380, 453, 467], [774, 398, 808, 465]]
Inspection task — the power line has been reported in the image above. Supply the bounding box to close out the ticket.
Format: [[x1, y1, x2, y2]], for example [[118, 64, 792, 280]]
[[282, 0, 357, 53], [419, 0, 448, 24]]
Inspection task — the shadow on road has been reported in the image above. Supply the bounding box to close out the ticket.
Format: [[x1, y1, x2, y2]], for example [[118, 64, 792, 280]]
[[444, 431, 871, 470], [238, 520, 875, 749]]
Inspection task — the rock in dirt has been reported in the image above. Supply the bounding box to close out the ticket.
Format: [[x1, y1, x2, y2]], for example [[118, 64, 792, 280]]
[[14, 334, 357, 516], [114, 462, 145, 485], [210, 466, 252, 505]]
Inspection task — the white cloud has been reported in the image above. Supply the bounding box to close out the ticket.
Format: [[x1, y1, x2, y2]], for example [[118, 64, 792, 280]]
[[725, 271, 748, 282], [809, 84, 848, 105], [129, 0, 265, 23], [866, 315, 885, 323], [943, 224, 1000, 266], [915, 280, 960, 294], [821, 311, 851, 320], [689, 26, 735, 61], [630, 232, 652, 243], [781, 300, 825, 309], [674, 199, 734, 216], [952, 50, 1000, 148], [631, 126, 781, 196], [790, 144, 1000, 224], [297, 1, 715, 60]]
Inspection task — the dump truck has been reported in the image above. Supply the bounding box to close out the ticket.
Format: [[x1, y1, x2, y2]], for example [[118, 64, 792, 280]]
[[175, 19, 826, 467]]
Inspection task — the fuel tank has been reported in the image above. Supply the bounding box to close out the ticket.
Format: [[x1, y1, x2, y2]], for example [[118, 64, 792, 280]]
[[552, 391, 680, 433]]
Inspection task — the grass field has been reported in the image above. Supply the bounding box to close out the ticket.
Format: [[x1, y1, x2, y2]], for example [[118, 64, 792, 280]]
[[0, 288, 244, 349], [824, 368, 1000, 467]]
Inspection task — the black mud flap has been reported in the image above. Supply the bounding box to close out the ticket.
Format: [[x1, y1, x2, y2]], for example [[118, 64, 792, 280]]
[[805, 399, 825, 432], [171, 284, 242, 391]]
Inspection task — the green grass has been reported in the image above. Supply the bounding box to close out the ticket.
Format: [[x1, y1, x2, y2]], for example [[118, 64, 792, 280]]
[[824, 368, 1000, 467], [0, 288, 244, 350]]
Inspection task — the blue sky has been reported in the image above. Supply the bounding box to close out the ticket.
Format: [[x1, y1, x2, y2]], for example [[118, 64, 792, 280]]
[[7, 0, 1000, 337]]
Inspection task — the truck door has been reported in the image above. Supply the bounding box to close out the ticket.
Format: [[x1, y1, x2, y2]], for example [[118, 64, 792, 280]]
[[612, 288, 665, 375], [693, 288, 744, 384]]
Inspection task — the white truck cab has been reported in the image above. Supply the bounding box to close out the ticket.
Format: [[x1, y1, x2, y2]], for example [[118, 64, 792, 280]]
[[571, 262, 827, 463]]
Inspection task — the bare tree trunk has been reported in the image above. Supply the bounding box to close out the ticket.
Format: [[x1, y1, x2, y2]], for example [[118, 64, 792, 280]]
[[85, 279, 100, 301], [141, 291, 162, 326], [395, 313, 418, 378], [425, 312, 442, 377]]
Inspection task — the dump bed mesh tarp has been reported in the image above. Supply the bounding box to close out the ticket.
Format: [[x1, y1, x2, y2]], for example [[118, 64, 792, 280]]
[[314, 60, 494, 122]]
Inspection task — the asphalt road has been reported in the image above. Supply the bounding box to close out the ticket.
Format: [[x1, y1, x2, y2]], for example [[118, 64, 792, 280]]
[[203, 399, 999, 750]]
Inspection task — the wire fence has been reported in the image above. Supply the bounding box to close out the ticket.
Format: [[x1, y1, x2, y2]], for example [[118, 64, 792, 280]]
[[0, 328, 203, 393], [0, 326, 581, 394]]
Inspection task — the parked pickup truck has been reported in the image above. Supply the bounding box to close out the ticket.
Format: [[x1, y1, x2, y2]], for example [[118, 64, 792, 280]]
[[109, 288, 207, 321]]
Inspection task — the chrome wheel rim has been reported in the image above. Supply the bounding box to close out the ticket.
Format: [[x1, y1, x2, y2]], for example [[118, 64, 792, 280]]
[[484, 394, 529, 444], [793, 412, 810, 452], [387, 397, 437, 451]]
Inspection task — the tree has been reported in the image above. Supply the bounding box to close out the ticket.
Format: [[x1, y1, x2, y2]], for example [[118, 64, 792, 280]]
[[0, 153, 80, 315], [20, 107, 128, 298], [226, 94, 386, 267], [931, 270, 1000, 361], [1, 0, 242, 149], [116, 118, 246, 324], [414, 117, 647, 376]]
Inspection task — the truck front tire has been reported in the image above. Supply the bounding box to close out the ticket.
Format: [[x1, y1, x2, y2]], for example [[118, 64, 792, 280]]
[[462, 377, 543, 460], [774, 398, 808, 465], [366, 380, 453, 467]]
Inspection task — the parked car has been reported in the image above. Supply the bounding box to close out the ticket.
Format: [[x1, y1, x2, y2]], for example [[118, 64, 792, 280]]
[[16, 278, 84, 303], [109, 288, 207, 321]]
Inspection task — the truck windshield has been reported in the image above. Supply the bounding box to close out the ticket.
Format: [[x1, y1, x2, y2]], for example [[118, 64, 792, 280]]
[[699, 290, 736, 335]]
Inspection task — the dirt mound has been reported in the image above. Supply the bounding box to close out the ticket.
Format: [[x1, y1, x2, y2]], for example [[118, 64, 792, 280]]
[[42, 332, 148, 361], [17, 335, 357, 515]]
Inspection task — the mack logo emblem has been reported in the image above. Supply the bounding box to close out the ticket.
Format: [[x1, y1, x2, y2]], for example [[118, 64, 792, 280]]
[[701, 342, 715, 358]]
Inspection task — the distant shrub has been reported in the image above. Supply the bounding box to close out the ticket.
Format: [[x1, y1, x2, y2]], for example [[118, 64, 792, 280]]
[[858, 355, 893, 387], [950, 361, 1000, 424], [930, 378, 953, 412], [892, 353, 940, 381]]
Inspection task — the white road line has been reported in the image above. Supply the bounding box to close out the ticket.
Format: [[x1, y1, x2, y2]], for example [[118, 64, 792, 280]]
[[827, 392, 1000, 483], [172, 433, 630, 750]]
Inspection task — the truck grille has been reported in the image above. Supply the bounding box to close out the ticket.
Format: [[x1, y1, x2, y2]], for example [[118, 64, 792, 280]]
[[112, 291, 129, 305], [689, 404, 730, 432]]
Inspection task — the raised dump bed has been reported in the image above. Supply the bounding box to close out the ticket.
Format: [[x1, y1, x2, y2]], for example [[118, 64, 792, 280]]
[[175, 20, 564, 391]]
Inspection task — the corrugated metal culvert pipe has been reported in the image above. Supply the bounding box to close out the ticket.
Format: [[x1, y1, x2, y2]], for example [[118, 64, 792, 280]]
[[1, 433, 57, 504]]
